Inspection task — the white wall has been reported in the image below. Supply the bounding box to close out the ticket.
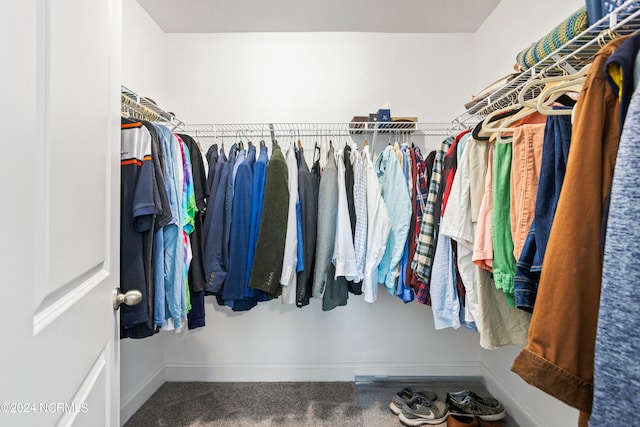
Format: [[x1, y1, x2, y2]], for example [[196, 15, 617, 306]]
[[120, 337, 165, 423], [473, 0, 585, 93], [164, 291, 482, 382], [480, 347, 579, 427], [121, 0, 168, 106], [161, 32, 476, 124]]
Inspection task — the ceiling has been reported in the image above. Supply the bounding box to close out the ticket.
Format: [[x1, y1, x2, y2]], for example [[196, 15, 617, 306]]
[[137, 0, 502, 33]]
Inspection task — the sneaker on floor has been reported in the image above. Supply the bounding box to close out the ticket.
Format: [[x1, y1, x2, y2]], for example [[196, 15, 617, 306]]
[[446, 390, 506, 422], [398, 395, 449, 426], [389, 387, 438, 415]]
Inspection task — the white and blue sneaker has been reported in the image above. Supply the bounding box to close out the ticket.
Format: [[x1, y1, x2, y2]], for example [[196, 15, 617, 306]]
[[399, 395, 449, 426], [389, 387, 438, 415]]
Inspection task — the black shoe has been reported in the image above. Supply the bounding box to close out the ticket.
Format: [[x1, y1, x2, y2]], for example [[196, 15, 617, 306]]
[[446, 390, 506, 421]]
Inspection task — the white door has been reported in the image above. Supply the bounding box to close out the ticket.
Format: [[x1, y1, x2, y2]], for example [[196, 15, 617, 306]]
[[1, 1, 123, 426]]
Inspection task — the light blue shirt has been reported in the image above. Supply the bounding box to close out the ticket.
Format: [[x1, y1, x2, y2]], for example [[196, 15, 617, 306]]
[[375, 145, 412, 294], [153, 124, 184, 329]]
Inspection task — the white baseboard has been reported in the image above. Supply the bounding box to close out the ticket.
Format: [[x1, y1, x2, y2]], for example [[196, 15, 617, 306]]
[[164, 361, 482, 382], [120, 365, 166, 426], [479, 361, 537, 427]]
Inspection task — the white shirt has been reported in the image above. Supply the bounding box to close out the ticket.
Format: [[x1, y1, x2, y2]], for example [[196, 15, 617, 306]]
[[362, 145, 391, 303], [280, 144, 299, 304], [440, 138, 479, 325], [333, 147, 359, 281]]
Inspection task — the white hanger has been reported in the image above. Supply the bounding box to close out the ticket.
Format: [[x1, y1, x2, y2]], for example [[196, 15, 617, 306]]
[[536, 77, 585, 115], [517, 63, 591, 109]]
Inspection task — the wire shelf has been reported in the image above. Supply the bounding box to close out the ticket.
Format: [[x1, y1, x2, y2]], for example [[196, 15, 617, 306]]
[[181, 122, 458, 140], [121, 85, 185, 131], [454, 1, 640, 127]]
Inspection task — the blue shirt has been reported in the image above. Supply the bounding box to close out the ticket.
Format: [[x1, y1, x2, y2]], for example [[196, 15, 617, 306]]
[[245, 145, 269, 300], [375, 145, 412, 294], [396, 144, 414, 303], [224, 145, 256, 305]]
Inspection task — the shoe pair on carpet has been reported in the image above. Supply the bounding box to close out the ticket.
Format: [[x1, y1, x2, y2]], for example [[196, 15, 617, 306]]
[[389, 387, 506, 426]]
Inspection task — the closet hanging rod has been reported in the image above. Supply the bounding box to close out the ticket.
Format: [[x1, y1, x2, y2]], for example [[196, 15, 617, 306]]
[[453, 1, 640, 127], [181, 122, 456, 139]]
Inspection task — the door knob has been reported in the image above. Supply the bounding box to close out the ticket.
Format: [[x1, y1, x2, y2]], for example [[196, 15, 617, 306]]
[[113, 287, 143, 310]]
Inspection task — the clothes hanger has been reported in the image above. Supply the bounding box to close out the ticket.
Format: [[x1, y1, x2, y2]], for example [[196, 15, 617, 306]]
[[473, 107, 523, 141], [259, 126, 266, 148], [517, 63, 592, 109], [479, 95, 526, 135], [536, 78, 585, 115]]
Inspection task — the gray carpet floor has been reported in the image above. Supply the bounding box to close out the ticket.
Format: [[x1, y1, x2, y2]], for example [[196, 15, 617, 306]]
[[124, 379, 519, 427]]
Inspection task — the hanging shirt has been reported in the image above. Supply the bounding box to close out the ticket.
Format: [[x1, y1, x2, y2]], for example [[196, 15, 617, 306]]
[[396, 144, 414, 303], [245, 145, 269, 302], [334, 147, 359, 282], [441, 138, 479, 319], [343, 145, 357, 236], [362, 145, 391, 303], [412, 137, 454, 284], [296, 148, 318, 307], [224, 145, 257, 306], [351, 147, 367, 283], [153, 124, 185, 331], [492, 137, 516, 306], [177, 134, 208, 330], [120, 119, 155, 337], [281, 144, 299, 305], [139, 121, 171, 338], [410, 149, 434, 306], [473, 144, 494, 272], [375, 145, 412, 295], [430, 232, 460, 330], [178, 139, 196, 320]]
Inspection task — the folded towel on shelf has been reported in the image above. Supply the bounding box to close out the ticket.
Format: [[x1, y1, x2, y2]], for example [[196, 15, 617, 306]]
[[515, 7, 588, 71]]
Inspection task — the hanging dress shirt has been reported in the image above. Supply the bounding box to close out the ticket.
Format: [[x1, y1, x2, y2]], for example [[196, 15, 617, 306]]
[[334, 147, 359, 282], [375, 145, 412, 295], [351, 147, 367, 283], [362, 145, 391, 303]]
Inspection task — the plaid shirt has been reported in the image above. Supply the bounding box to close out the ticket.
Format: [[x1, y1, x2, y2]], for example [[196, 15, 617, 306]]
[[352, 148, 367, 279], [411, 137, 454, 283], [408, 147, 432, 305]]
